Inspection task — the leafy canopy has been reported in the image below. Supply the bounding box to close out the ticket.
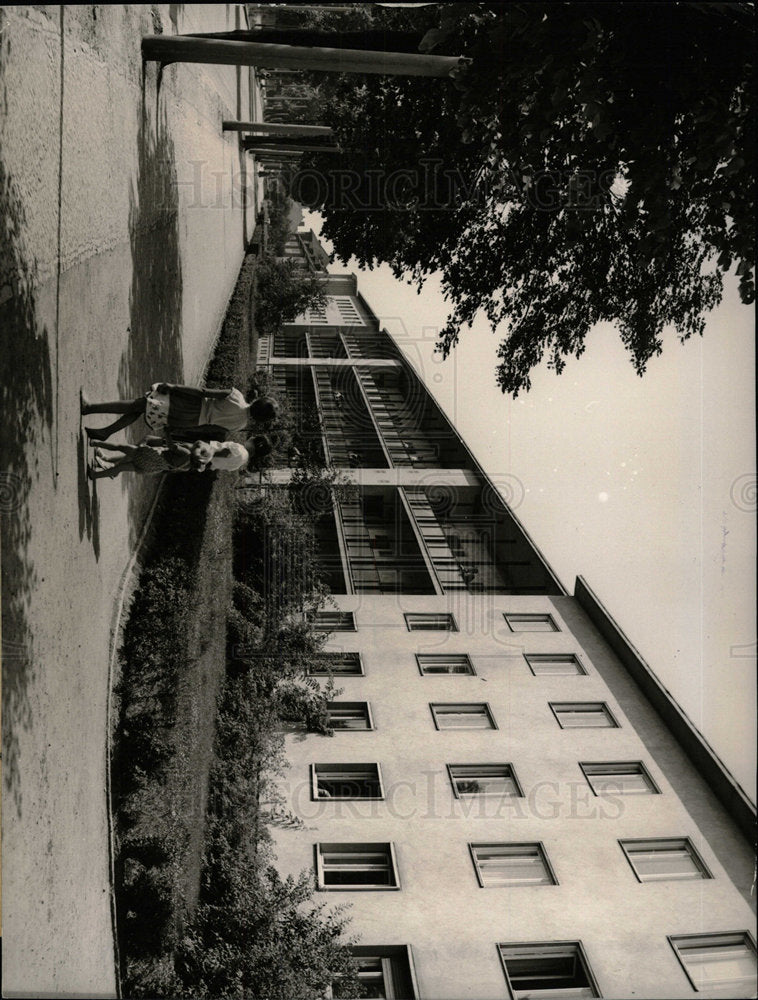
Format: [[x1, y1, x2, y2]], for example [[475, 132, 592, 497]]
[[295, 2, 754, 395]]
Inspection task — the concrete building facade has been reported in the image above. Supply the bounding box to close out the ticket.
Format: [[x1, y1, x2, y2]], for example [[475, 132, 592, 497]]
[[254, 234, 756, 1000]]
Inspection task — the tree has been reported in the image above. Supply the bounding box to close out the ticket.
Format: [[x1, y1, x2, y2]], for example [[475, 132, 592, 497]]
[[294, 2, 754, 395], [254, 256, 327, 336]]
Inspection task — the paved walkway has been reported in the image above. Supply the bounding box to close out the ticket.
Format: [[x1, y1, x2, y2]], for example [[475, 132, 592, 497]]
[[1, 5, 258, 995]]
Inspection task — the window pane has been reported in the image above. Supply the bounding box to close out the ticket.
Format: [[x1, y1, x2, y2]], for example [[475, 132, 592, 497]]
[[624, 839, 708, 881], [356, 958, 389, 998], [593, 774, 651, 793], [309, 653, 362, 675], [451, 765, 520, 797], [406, 613, 457, 631], [474, 844, 554, 886], [434, 704, 494, 729], [419, 655, 474, 675], [583, 763, 657, 794], [527, 655, 585, 676], [320, 844, 397, 888], [500, 944, 598, 998], [315, 764, 382, 799], [315, 611, 356, 632], [338, 947, 417, 1000], [674, 934, 757, 996], [506, 614, 558, 632], [327, 702, 371, 731], [553, 704, 617, 728]]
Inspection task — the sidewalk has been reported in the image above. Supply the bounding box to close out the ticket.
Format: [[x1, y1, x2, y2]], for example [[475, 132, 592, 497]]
[[0, 4, 259, 995]]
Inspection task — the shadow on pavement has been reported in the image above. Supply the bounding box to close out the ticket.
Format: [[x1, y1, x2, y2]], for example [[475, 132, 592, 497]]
[[0, 159, 55, 817], [117, 91, 184, 547], [77, 431, 101, 558]]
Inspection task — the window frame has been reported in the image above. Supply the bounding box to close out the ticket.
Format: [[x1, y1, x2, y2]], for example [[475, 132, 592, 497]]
[[668, 931, 757, 995], [469, 842, 558, 888], [580, 761, 661, 796], [326, 701, 374, 732], [314, 611, 357, 633], [331, 945, 420, 1000], [307, 652, 365, 677], [498, 940, 602, 999], [405, 612, 459, 632], [447, 763, 524, 799], [311, 762, 385, 801], [550, 702, 620, 729], [417, 653, 476, 676], [430, 702, 498, 731], [525, 653, 588, 676], [504, 612, 560, 633], [619, 837, 713, 883], [315, 841, 401, 892]]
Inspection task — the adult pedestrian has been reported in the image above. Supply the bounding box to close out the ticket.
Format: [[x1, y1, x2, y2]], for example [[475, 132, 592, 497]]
[[81, 383, 279, 442]]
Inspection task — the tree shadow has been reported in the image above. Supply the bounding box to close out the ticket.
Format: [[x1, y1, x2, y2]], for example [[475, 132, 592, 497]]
[[0, 159, 55, 817], [117, 89, 184, 547]]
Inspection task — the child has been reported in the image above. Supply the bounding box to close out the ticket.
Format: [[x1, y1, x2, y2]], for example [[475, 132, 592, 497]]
[[205, 440, 250, 472], [87, 439, 207, 480]]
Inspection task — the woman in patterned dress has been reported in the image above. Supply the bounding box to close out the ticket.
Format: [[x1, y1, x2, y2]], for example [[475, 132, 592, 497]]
[[81, 384, 278, 442]]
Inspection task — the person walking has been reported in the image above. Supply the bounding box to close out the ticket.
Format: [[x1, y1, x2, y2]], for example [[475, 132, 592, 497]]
[[86, 439, 205, 480], [81, 383, 279, 442]]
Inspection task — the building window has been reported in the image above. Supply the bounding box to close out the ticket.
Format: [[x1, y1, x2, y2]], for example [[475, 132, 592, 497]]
[[316, 843, 400, 890], [550, 702, 619, 729], [307, 653, 364, 676], [470, 843, 556, 887], [326, 702, 373, 731], [405, 612, 458, 631], [525, 654, 587, 676], [581, 761, 660, 795], [315, 611, 356, 632], [505, 613, 560, 632], [448, 764, 522, 798], [669, 932, 757, 996], [312, 763, 383, 800], [417, 654, 475, 676], [306, 302, 328, 324], [498, 942, 601, 999], [431, 703, 497, 730], [620, 838, 712, 882], [332, 295, 364, 326], [331, 946, 418, 999]]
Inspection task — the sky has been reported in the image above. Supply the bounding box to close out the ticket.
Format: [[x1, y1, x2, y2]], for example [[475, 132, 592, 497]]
[[303, 209, 756, 797]]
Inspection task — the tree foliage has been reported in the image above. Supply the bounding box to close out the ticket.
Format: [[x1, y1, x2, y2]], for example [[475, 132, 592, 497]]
[[255, 257, 327, 337], [295, 2, 754, 395]]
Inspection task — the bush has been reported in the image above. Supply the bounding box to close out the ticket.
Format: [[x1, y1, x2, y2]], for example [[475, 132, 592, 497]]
[[234, 488, 329, 621], [177, 864, 361, 999]]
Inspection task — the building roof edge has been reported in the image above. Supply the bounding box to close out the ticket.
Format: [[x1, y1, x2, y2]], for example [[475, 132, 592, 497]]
[[574, 574, 757, 843]]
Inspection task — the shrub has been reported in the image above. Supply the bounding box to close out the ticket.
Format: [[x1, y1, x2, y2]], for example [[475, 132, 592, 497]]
[[177, 864, 361, 1000]]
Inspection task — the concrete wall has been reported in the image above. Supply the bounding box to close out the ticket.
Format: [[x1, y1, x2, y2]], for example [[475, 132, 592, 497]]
[[270, 594, 756, 1000]]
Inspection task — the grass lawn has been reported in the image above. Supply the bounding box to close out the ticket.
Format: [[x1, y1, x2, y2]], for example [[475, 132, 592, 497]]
[[110, 253, 257, 989]]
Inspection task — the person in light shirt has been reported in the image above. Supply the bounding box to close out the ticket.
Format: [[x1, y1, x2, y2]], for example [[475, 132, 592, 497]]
[[204, 440, 250, 472]]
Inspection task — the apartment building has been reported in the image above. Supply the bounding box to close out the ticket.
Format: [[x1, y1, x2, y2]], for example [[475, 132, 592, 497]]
[[254, 232, 756, 1000]]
